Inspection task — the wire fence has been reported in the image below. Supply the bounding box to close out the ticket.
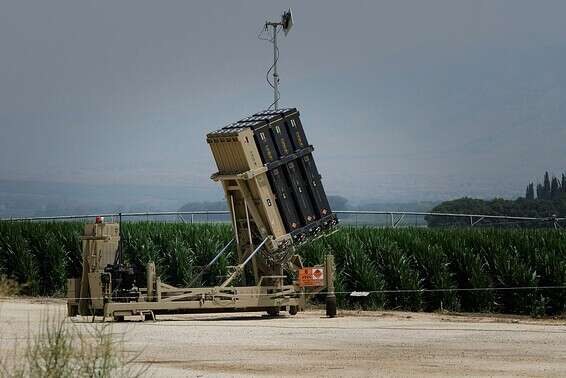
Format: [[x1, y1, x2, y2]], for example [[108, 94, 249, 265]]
[[1, 210, 564, 228], [8, 284, 566, 303]]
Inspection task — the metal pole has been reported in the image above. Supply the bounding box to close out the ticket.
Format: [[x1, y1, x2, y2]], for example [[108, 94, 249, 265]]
[[188, 239, 234, 287], [229, 195, 240, 246], [325, 254, 336, 318], [220, 237, 269, 288], [115, 212, 123, 265], [272, 24, 279, 110]]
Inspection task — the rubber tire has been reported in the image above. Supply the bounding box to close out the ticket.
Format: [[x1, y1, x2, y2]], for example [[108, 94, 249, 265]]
[[67, 304, 78, 317], [326, 296, 337, 318], [143, 313, 153, 321], [114, 315, 125, 322], [266, 308, 280, 317], [288, 306, 298, 316]]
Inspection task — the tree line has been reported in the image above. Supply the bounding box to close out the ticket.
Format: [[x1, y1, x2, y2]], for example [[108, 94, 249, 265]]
[[525, 172, 566, 201], [428, 170, 566, 227]]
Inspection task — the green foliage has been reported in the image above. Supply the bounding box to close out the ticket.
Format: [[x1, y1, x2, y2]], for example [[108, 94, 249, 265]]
[[525, 182, 535, 200], [376, 240, 422, 311], [427, 196, 566, 227], [429, 170, 566, 227], [448, 245, 493, 312], [0, 275, 19, 297], [341, 247, 385, 309], [299, 226, 566, 315], [1, 222, 566, 315], [551, 177, 561, 200], [0, 222, 81, 296], [543, 172, 552, 200], [120, 222, 233, 287], [0, 313, 146, 377]]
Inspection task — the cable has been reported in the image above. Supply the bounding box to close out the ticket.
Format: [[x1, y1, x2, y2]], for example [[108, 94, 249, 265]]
[[266, 41, 280, 110], [9, 285, 566, 302], [258, 23, 281, 110]]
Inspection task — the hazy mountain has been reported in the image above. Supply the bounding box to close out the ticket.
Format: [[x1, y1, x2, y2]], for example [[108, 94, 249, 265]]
[[0, 179, 209, 218]]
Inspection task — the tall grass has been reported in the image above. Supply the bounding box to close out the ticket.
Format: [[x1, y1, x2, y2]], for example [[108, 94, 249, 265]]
[[1, 221, 566, 315], [0, 313, 146, 377], [0, 275, 19, 297]]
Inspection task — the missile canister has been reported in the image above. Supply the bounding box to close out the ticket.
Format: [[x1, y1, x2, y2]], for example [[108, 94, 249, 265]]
[[207, 107, 338, 243]]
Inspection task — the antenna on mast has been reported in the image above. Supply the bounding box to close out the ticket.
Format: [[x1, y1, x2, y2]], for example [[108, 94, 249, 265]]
[[262, 9, 294, 110]]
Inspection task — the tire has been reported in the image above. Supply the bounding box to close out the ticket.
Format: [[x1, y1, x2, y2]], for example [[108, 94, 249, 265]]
[[114, 315, 125, 322], [326, 296, 337, 318], [288, 306, 298, 316], [266, 308, 280, 317], [67, 304, 78, 317]]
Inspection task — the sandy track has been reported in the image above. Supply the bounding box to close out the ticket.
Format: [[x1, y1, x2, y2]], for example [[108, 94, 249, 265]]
[[1, 299, 566, 377]]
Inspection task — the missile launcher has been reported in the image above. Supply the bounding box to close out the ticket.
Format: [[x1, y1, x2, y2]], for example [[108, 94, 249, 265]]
[[66, 108, 338, 321], [207, 107, 338, 247]]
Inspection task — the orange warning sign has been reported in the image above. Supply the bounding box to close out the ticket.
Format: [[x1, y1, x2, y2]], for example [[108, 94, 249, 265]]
[[298, 267, 325, 287]]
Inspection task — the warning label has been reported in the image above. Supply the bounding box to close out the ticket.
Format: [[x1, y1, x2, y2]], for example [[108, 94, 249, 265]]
[[298, 268, 325, 287]]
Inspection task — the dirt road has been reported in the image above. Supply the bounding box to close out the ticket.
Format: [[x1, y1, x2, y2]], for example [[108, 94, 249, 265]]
[[1, 299, 566, 377]]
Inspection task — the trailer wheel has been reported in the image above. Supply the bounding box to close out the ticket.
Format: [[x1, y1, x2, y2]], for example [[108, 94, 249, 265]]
[[114, 315, 125, 322], [266, 308, 280, 317], [288, 306, 298, 316], [67, 304, 78, 317], [326, 296, 337, 318]]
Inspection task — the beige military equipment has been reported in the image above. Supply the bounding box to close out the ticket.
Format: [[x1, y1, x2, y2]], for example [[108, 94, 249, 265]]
[[66, 219, 335, 321], [67, 110, 337, 321], [208, 127, 288, 242]]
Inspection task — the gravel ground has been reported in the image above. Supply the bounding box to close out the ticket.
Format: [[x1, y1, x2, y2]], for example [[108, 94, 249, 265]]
[[1, 299, 566, 377]]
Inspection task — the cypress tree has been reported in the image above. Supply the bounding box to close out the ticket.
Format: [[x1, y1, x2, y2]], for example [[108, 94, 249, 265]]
[[525, 184, 529, 199], [543, 172, 551, 200], [525, 183, 535, 200], [536, 183, 544, 200], [551, 177, 560, 200]]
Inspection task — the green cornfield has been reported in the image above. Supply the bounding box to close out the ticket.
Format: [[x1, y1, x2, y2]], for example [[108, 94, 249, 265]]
[[1, 221, 565, 316]]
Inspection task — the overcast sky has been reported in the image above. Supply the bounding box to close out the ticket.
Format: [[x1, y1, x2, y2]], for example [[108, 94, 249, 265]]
[[1, 0, 565, 203]]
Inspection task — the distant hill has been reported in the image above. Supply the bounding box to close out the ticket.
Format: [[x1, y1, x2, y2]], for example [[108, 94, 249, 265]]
[[0, 179, 205, 218]]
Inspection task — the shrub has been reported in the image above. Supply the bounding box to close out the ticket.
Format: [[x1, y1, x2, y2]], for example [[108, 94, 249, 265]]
[[0, 313, 146, 377]]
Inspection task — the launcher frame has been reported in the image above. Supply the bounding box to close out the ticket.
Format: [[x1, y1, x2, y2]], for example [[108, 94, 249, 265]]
[[67, 108, 337, 321]]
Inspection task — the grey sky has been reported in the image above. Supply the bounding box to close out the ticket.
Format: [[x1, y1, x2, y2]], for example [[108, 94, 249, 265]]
[[1, 0, 565, 203]]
